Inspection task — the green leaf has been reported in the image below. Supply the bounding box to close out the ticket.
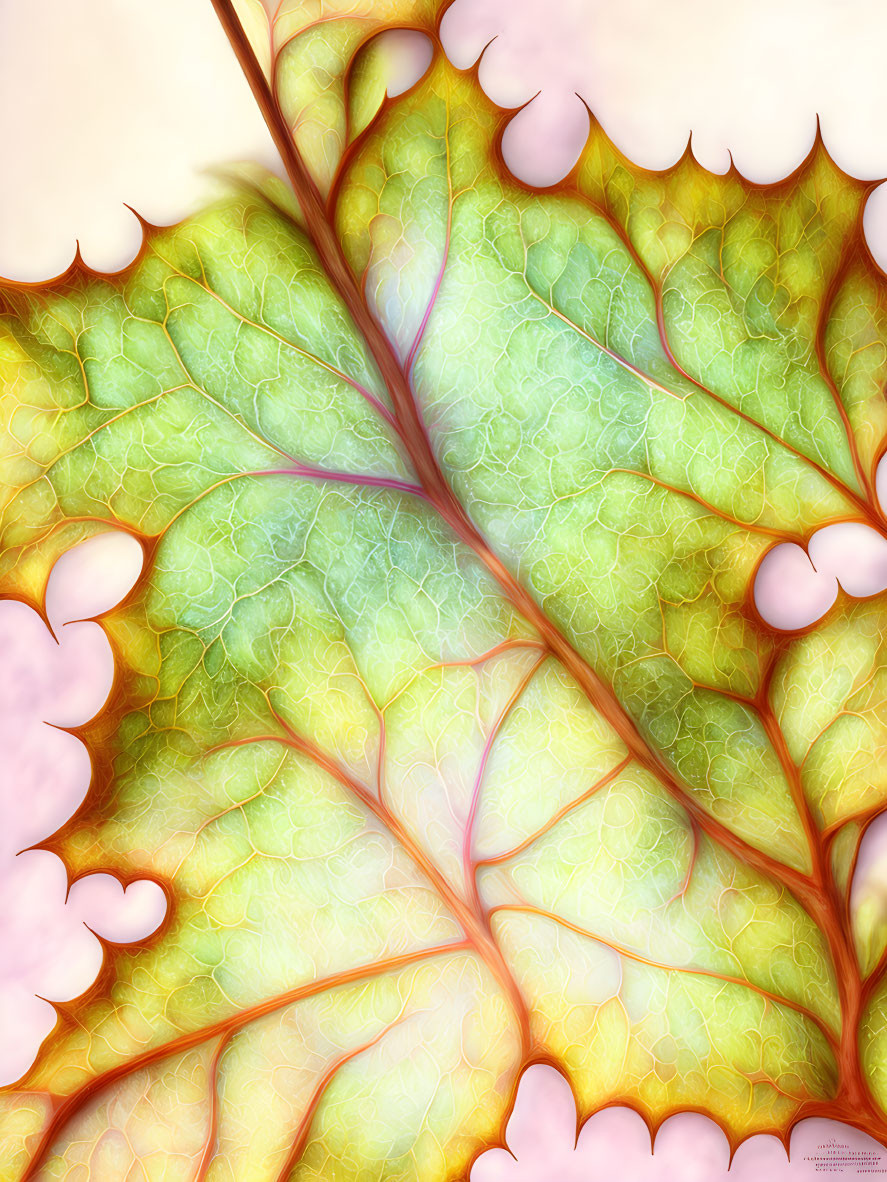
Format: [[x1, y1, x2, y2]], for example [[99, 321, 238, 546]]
[[232, 0, 437, 197], [5, 3, 887, 1177]]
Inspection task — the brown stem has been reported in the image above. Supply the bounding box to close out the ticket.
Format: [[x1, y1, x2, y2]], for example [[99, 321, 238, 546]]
[[209, 0, 821, 922], [210, 0, 887, 1145]]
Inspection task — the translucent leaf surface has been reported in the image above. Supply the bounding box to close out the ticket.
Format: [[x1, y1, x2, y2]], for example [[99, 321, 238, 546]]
[[5, 2, 887, 1177]]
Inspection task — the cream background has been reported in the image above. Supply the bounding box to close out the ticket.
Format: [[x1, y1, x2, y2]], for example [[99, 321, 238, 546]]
[[4, 0, 887, 277]]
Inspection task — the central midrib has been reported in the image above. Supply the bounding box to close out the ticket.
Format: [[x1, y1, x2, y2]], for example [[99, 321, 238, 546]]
[[207, 0, 825, 922]]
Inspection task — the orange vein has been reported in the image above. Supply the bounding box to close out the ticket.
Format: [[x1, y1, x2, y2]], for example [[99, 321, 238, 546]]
[[563, 182, 880, 529], [193, 1033, 230, 1182], [217, 713, 532, 1057], [210, 0, 825, 931], [273, 1008, 411, 1182], [489, 903, 839, 1053], [19, 943, 464, 1182], [605, 466, 798, 541], [476, 755, 633, 867], [462, 652, 547, 914], [815, 246, 878, 507]]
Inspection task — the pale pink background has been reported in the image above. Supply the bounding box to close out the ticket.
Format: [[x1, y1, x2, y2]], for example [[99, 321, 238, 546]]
[[0, 534, 166, 1088], [4, 0, 887, 1175]]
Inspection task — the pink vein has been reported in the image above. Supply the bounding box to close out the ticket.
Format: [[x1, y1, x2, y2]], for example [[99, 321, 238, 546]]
[[212, 706, 533, 1052], [257, 464, 427, 498]]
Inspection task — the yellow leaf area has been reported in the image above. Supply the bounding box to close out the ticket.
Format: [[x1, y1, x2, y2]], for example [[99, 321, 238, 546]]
[[4, 2, 887, 1178]]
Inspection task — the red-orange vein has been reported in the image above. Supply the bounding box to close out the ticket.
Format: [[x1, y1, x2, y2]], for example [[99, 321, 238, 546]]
[[217, 712, 532, 1057], [605, 466, 797, 542], [381, 640, 549, 717], [814, 245, 877, 507], [462, 652, 547, 914], [537, 279, 873, 525], [563, 181, 879, 528], [193, 1032, 230, 1182], [154, 465, 427, 544], [475, 754, 632, 867], [19, 943, 463, 1182], [489, 903, 838, 1053], [159, 260, 399, 433], [756, 652, 826, 885], [209, 0, 829, 1039], [273, 1007, 412, 1182], [234, 0, 844, 956], [423, 638, 548, 671], [660, 818, 701, 909]]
